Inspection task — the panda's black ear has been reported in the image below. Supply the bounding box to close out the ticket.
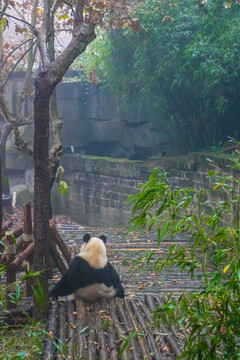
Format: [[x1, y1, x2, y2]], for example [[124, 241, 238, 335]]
[[83, 233, 91, 243], [100, 235, 107, 244]]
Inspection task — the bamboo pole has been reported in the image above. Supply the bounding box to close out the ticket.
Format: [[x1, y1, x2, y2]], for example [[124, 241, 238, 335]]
[[117, 301, 139, 360], [76, 298, 87, 358], [94, 302, 109, 360], [43, 299, 59, 360], [145, 295, 183, 358], [109, 299, 131, 360], [67, 299, 76, 359], [124, 298, 152, 360], [86, 309, 97, 360], [138, 299, 175, 360], [130, 299, 164, 360], [100, 298, 118, 360], [154, 295, 186, 347], [57, 302, 67, 359]]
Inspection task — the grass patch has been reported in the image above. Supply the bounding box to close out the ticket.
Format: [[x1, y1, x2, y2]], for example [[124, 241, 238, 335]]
[[0, 323, 45, 360]]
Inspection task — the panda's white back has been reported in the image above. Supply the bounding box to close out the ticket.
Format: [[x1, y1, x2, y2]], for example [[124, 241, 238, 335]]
[[78, 237, 107, 269]]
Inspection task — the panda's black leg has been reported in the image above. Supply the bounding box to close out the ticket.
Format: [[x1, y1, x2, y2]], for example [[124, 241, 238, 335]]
[[49, 275, 73, 297], [115, 284, 125, 299]]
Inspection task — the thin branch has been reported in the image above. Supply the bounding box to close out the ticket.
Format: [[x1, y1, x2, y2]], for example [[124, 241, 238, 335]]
[[0, 11, 37, 34], [1, 0, 9, 17], [2, 36, 35, 70], [16, 0, 38, 124], [13, 5, 32, 28], [50, 0, 60, 17], [63, 0, 75, 16], [0, 94, 33, 155], [0, 39, 37, 89]]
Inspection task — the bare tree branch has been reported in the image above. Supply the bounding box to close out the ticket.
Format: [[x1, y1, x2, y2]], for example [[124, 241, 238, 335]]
[[50, 0, 60, 17], [2, 36, 35, 70], [1, 0, 9, 17], [0, 11, 37, 34], [16, 0, 39, 124], [0, 39, 37, 89], [0, 94, 33, 155]]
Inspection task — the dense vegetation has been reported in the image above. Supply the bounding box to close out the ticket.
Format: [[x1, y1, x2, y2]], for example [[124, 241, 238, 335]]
[[77, 0, 240, 153], [127, 147, 240, 359]]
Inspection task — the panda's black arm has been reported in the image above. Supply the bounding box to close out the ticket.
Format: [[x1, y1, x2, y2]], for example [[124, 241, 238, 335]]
[[108, 262, 125, 299], [49, 257, 86, 298]]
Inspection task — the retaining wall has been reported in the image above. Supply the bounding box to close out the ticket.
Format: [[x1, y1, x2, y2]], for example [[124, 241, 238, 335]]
[[52, 152, 230, 226]]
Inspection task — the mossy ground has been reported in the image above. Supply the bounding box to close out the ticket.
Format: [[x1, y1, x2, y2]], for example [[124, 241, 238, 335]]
[[0, 323, 45, 360]]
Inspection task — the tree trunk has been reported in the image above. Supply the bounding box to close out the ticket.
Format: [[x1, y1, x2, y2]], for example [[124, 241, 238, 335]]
[[33, 74, 53, 320], [0, 155, 2, 245]]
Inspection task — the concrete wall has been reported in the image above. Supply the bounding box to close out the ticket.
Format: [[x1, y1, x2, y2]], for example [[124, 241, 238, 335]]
[[4, 71, 169, 162], [52, 152, 230, 226]]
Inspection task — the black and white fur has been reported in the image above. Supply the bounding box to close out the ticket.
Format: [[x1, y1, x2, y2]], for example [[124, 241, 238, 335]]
[[49, 233, 124, 301]]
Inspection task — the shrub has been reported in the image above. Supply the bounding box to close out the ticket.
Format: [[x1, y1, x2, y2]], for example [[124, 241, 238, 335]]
[[127, 150, 240, 359]]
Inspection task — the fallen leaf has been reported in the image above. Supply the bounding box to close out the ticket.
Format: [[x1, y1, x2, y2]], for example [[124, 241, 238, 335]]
[[163, 345, 170, 351]]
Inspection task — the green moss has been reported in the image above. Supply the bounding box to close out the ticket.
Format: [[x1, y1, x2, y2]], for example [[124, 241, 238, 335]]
[[0, 323, 45, 360]]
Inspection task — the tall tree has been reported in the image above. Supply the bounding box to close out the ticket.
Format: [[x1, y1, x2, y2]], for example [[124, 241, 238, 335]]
[[1, 0, 137, 320]]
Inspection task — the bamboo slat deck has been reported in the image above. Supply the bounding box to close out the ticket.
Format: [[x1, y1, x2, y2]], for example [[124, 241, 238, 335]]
[[44, 219, 202, 359]]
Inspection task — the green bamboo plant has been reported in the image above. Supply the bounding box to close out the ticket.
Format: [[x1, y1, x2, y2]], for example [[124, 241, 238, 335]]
[[127, 151, 240, 359]]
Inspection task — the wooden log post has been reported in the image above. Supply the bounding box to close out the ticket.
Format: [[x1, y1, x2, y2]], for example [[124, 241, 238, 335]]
[[2, 218, 14, 235], [1, 235, 26, 264], [49, 221, 71, 264], [23, 203, 34, 296], [5, 233, 17, 310], [49, 240, 67, 275], [11, 242, 35, 269]]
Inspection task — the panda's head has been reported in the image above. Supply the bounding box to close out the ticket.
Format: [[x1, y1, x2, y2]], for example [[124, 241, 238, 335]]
[[79, 233, 108, 269]]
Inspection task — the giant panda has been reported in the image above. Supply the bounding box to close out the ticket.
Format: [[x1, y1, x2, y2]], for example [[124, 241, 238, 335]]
[[49, 233, 124, 301]]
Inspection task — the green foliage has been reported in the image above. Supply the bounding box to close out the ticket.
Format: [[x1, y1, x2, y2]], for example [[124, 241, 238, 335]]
[[58, 180, 69, 196], [79, 0, 240, 153], [0, 323, 45, 360], [0, 244, 46, 359], [31, 279, 45, 307], [72, 27, 107, 81], [0, 175, 9, 187], [119, 331, 138, 358], [127, 150, 240, 359]]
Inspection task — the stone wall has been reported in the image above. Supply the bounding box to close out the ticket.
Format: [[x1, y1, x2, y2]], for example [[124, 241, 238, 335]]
[[52, 152, 230, 226], [4, 71, 169, 163]]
